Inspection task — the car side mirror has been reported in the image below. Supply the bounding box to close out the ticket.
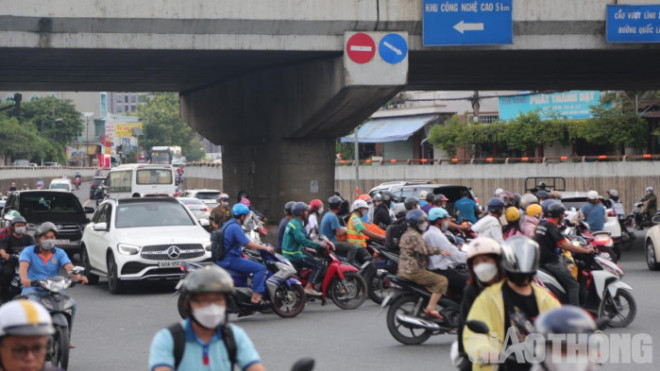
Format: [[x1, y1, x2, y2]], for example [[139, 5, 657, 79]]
[[84, 207, 95, 214], [466, 320, 490, 335], [199, 218, 210, 227], [93, 222, 108, 231]]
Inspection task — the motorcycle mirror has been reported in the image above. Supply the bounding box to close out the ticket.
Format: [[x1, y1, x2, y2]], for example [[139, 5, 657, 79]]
[[69, 266, 85, 275], [290, 358, 315, 371], [652, 215, 660, 224], [198, 218, 210, 227], [466, 320, 490, 335]]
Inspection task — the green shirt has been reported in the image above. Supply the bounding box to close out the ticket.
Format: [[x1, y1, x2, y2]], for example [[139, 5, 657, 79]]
[[281, 218, 321, 261]]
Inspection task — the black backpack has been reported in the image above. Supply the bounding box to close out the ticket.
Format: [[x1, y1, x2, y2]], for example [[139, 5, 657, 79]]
[[210, 223, 230, 262], [168, 322, 237, 370]]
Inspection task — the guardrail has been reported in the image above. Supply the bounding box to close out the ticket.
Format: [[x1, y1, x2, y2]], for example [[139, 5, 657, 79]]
[[333, 154, 660, 166], [0, 166, 97, 170]]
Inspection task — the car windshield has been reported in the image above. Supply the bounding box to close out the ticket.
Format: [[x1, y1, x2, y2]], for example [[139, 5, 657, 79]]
[[21, 193, 83, 214], [49, 183, 70, 190], [195, 192, 220, 200], [115, 202, 195, 228]]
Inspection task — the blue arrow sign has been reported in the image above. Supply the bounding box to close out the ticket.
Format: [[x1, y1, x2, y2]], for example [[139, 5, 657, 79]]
[[607, 5, 660, 43], [423, 0, 513, 46], [379, 33, 408, 64]]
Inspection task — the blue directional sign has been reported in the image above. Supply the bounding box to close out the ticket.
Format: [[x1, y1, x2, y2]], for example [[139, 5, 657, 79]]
[[379, 33, 408, 64], [607, 5, 660, 43], [423, 0, 513, 46]]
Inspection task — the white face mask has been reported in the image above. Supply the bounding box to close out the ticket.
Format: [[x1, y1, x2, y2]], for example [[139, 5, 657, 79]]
[[441, 220, 450, 231], [220, 201, 229, 207], [41, 239, 56, 251], [318, 207, 324, 214], [473, 262, 498, 283], [14, 227, 26, 235], [192, 304, 226, 329]]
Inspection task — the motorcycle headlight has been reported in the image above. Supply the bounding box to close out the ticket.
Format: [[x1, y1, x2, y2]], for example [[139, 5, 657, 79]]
[[118, 243, 140, 255]]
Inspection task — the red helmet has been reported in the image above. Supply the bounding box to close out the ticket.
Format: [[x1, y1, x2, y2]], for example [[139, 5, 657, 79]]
[[357, 194, 372, 202], [309, 199, 323, 212]]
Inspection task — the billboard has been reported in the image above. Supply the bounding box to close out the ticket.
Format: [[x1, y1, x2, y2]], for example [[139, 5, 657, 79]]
[[115, 122, 143, 138], [498, 91, 601, 121]]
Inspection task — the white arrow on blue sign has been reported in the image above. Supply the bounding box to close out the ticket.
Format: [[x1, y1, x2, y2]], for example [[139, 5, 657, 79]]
[[379, 33, 408, 64], [423, 0, 513, 46]]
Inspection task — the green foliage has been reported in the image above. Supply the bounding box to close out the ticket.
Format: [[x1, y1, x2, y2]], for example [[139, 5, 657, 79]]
[[19, 97, 84, 145], [134, 93, 206, 161], [581, 104, 647, 152], [336, 140, 355, 160], [428, 115, 470, 157], [0, 117, 41, 160]]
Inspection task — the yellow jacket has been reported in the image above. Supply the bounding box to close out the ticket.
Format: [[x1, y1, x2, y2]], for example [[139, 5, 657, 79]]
[[462, 280, 560, 371]]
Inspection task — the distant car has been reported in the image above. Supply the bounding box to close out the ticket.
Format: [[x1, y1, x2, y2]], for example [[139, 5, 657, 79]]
[[179, 189, 221, 209], [644, 215, 660, 270], [370, 182, 477, 217], [0, 190, 94, 255], [81, 197, 212, 294], [12, 159, 30, 167], [49, 178, 73, 192], [178, 198, 211, 220]]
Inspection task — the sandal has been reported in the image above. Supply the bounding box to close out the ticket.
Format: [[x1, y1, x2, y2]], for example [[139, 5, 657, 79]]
[[423, 308, 444, 320]]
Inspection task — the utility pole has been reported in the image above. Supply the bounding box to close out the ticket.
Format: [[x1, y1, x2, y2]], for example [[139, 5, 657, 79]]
[[82, 112, 94, 166], [354, 126, 359, 197]]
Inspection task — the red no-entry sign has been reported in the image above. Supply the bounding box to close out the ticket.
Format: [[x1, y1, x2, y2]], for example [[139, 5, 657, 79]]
[[346, 33, 376, 64]]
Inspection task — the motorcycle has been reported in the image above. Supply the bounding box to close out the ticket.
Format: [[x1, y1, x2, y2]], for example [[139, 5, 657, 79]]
[[177, 251, 306, 319], [534, 246, 636, 328], [94, 183, 106, 206], [297, 238, 367, 310], [564, 221, 617, 262], [74, 177, 81, 190], [362, 242, 398, 304], [380, 273, 462, 345], [18, 266, 85, 370]]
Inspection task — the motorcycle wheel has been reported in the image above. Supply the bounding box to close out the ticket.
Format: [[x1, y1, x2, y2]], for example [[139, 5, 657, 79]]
[[51, 326, 70, 370], [620, 230, 635, 252], [386, 295, 431, 345], [271, 283, 306, 318], [598, 289, 636, 328], [177, 294, 190, 319], [365, 269, 389, 305], [329, 272, 367, 310]]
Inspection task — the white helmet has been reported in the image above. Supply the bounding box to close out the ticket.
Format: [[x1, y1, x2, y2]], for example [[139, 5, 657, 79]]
[[494, 188, 504, 196], [646, 186, 654, 193], [587, 190, 599, 200], [519, 193, 539, 209], [465, 237, 502, 261], [0, 300, 54, 337], [351, 199, 369, 212]]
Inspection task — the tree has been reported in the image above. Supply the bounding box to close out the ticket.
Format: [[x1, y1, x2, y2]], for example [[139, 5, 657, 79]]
[[135, 93, 206, 161], [19, 97, 83, 145], [428, 115, 471, 157], [0, 117, 41, 163]]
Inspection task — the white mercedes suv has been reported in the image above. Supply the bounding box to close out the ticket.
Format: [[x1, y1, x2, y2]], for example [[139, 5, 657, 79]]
[[81, 197, 212, 294]]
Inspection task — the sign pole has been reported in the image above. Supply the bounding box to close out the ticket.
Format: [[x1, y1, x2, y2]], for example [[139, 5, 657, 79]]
[[354, 127, 360, 198]]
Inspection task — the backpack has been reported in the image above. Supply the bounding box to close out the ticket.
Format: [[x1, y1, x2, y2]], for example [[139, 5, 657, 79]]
[[168, 322, 237, 370], [211, 223, 230, 262]]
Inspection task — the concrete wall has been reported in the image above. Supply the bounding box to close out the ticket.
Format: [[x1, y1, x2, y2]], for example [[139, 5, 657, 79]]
[[0, 168, 96, 193]]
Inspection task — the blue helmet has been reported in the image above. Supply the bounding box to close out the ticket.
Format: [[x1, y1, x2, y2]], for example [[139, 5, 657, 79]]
[[428, 207, 449, 222], [487, 197, 506, 213], [540, 199, 558, 214], [231, 203, 250, 217], [534, 305, 596, 338], [291, 202, 309, 217], [405, 209, 427, 226]]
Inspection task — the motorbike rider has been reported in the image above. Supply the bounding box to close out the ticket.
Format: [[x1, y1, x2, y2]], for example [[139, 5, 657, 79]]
[[606, 189, 625, 217], [520, 204, 542, 238], [277, 201, 295, 252], [149, 266, 265, 371], [398, 209, 449, 320], [35, 179, 44, 190], [320, 196, 357, 263], [210, 193, 231, 226], [0, 216, 35, 303], [18, 223, 87, 347], [463, 236, 561, 371], [0, 211, 22, 241], [373, 191, 394, 230], [419, 190, 429, 208], [8, 183, 17, 193], [455, 237, 504, 371], [535, 203, 593, 306], [346, 200, 382, 265], [0, 300, 61, 371], [574, 191, 606, 232], [530, 306, 599, 371], [304, 199, 323, 238], [519, 193, 539, 211], [471, 198, 506, 244], [385, 197, 419, 252], [502, 207, 523, 240], [282, 202, 329, 297], [421, 194, 436, 214], [218, 204, 274, 305], [424, 208, 467, 295], [640, 186, 657, 226]]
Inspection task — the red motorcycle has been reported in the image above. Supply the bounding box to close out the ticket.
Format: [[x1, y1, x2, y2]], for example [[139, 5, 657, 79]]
[[297, 240, 367, 310], [74, 177, 81, 190]]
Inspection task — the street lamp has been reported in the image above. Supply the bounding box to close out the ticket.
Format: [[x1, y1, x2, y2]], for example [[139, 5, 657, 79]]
[[82, 112, 94, 166]]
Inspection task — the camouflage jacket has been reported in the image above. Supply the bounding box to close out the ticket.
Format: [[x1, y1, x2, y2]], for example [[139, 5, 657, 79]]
[[397, 227, 441, 276]]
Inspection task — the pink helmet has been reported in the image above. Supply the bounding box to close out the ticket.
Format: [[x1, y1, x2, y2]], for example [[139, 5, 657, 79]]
[[239, 198, 251, 207]]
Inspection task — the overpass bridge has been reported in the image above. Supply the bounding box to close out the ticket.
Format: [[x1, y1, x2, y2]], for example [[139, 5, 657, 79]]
[[2, 0, 660, 215]]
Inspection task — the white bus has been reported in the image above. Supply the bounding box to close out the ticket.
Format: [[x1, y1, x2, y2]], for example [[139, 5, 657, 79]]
[[106, 164, 176, 198]]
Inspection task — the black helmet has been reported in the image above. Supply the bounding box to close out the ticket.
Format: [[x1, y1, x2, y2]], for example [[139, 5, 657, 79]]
[[534, 305, 596, 338], [11, 216, 27, 226], [327, 195, 343, 210], [284, 201, 295, 215], [180, 265, 235, 297], [536, 190, 550, 200], [546, 202, 566, 218], [292, 202, 308, 217], [35, 222, 58, 239], [426, 192, 435, 202], [380, 191, 394, 204], [500, 236, 539, 286], [404, 197, 419, 211]]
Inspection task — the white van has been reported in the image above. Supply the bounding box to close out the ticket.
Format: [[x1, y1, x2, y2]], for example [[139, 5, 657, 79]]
[[106, 164, 176, 198], [49, 178, 73, 192]]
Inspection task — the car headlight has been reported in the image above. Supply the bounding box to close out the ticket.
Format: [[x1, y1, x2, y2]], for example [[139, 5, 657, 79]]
[[118, 243, 140, 255], [204, 242, 212, 251]]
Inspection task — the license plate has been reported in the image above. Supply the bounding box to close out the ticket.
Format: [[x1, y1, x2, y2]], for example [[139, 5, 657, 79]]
[[55, 239, 70, 245], [159, 261, 182, 268]]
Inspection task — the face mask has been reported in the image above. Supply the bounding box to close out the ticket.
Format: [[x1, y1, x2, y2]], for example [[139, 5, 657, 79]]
[[441, 220, 450, 231], [418, 222, 429, 231], [318, 207, 324, 214], [192, 304, 226, 329], [390, 201, 396, 209], [361, 214, 370, 223], [220, 201, 229, 207], [473, 262, 498, 283], [41, 239, 56, 250], [14, 227, 26, 235]]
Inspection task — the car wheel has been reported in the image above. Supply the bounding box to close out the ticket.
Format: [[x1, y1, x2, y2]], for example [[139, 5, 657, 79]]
[[82, 246, 99, 285], [106, 253, 123, 294], [646, 239, 660, 271]]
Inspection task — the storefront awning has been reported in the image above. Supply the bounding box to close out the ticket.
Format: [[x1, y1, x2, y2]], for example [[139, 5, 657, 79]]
[[340, 115, 436, 143]]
